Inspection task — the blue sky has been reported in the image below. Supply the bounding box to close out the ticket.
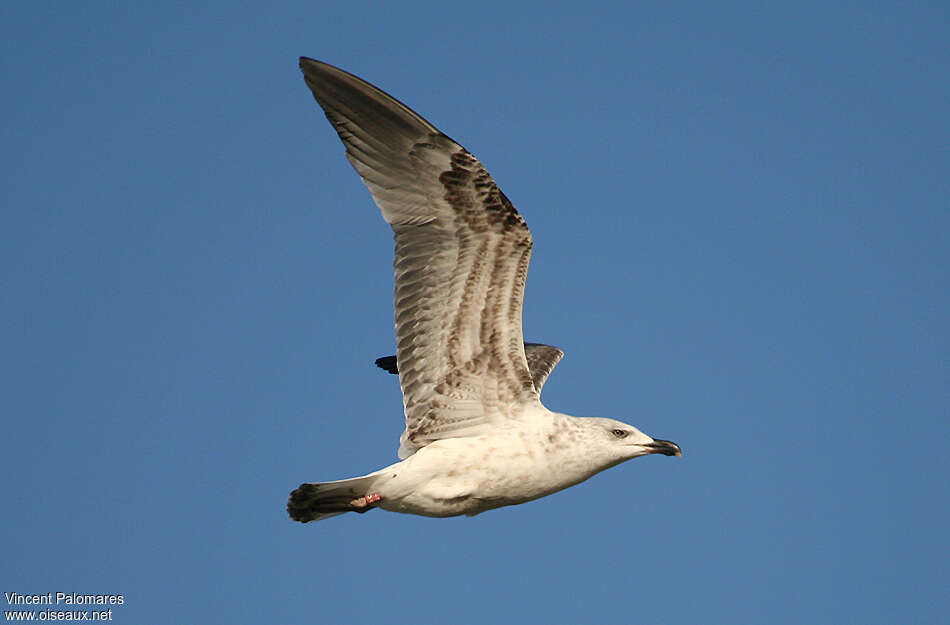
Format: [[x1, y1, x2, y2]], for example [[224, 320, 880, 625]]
[[3, 2, 948, 623]]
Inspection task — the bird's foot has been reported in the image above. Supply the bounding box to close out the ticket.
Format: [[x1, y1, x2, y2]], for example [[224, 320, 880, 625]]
[[350, 493, 382, 512]]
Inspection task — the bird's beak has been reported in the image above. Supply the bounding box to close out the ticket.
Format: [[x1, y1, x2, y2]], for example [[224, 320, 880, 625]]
[[643, 439, 682, 457]]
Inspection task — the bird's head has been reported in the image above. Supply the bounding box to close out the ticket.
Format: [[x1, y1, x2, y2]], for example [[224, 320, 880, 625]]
[[583, 417, 682, 467]]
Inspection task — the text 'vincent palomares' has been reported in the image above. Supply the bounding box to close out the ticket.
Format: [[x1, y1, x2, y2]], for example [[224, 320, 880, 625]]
[[4, 592, 124, 606]]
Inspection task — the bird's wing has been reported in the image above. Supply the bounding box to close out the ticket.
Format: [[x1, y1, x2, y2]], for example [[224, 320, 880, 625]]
[[373, 355, 400, 375], [300, 58, 539, 458], [374, 342, 564, 394], [523, 343, 565, 394]]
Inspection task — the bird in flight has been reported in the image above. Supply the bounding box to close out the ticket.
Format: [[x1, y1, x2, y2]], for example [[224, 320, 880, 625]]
[[288, 58, 681, 523]]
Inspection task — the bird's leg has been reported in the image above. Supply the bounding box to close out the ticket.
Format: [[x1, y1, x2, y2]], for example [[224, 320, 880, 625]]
[[349, 492, 382, 513]]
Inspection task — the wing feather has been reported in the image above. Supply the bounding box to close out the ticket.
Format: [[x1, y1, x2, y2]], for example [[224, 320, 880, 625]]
[[300, 58, 540, 457], [376, 342, 564, 394]]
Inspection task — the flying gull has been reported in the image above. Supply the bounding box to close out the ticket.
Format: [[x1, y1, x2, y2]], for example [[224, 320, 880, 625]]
[[288, 58, 681, 522]]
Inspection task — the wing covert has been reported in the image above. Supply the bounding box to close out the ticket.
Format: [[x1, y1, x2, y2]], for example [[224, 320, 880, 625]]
[[300, 58, 539, 458]]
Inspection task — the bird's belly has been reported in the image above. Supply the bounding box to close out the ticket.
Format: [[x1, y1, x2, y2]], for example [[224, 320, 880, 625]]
[[376, 435, 569, 517]]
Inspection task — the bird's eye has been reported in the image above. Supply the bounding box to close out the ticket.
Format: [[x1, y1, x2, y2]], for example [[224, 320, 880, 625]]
[[611, 428, 628, 438]]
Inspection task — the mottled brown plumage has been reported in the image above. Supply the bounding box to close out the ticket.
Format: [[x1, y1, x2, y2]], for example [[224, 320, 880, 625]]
[[288, 58, 680, 523]]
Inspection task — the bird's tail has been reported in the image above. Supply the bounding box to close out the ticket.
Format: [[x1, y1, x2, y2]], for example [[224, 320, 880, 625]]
[[287, 473, 381, 523]]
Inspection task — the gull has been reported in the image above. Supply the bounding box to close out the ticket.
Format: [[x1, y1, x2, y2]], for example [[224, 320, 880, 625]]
[[288, 58, 681, 523]]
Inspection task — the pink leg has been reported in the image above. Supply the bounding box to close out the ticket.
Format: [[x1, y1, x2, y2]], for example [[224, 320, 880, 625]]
[[349, 493, 382, 511]]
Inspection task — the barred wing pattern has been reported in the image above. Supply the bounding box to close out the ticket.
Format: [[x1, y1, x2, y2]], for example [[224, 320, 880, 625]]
[[300, 58, 540, 458], [522, 343, 565, 394], [375, 342, 564, 395]]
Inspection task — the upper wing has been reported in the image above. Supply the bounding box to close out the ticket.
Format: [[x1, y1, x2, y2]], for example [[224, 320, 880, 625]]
[[375, 342, 564, 394], [300, 58, 539, 458], [522, 343, 565, 394]]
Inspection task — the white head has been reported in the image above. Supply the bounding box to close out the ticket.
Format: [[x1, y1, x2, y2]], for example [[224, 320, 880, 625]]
[[570, 417, 682, 474]]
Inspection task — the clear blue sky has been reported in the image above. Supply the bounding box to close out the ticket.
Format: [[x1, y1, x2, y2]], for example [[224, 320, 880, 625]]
[[3, 2, 948, 624]]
